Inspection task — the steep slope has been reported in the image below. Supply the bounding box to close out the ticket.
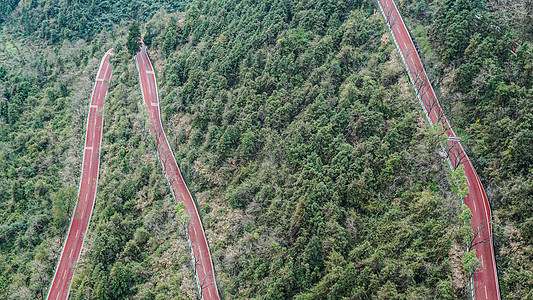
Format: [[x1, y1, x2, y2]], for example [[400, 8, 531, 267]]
[[0, 3, 194, 300], [136, 44, 219, 299], [377, 0, 499, 298], [396, 0, 533, 298], [145, 0, 465, 298], [4, 0, 527, 299]]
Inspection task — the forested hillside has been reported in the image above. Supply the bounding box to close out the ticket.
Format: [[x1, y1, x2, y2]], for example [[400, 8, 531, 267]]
[[0, 0, 19, 24], [128, 0, 461, 298], [9, 0, 189, 42], [398, 0, 533, 298], [0, 2, 195, 299], [1, 0, 529, 299]]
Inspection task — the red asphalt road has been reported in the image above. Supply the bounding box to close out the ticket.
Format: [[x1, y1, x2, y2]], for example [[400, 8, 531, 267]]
[[135, 45, 220, 300], [47, 49, 113, 300], [378, 1, 500, 299]]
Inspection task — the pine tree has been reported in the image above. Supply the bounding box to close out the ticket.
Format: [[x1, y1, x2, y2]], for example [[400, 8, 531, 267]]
[[144, 26, 153, 47], [126, 22, 141, 57]]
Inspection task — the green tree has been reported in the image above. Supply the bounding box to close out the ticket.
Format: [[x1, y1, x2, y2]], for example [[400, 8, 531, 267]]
[[0, 65, 6, 80], [462, 249, 480, 276], [175, 202, 190, 232], [127, 22, 141, 57], [450, 165, 469, 199], [109, 261, 131, 298], [459, 204, 475, 245], [144, 26, 153, 47], [163, 16, 179, 55], [51, 187, 75, 230]]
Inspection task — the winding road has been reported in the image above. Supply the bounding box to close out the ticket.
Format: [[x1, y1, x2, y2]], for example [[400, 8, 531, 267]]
[[47, 49, 113, 300], [47, 44, 220, 299], [377, 0, 500, 299], [135, 44, 220, 300]]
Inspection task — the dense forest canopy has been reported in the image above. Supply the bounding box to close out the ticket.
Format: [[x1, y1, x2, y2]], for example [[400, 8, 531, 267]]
[[0, 0, 531, 299], [7, 0, 189, 42], [0, 0, 20, 23]]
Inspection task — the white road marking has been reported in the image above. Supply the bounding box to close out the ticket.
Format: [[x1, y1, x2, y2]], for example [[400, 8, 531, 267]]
[[151, 102, 158, 106], [485, 285, 488, 298], [76, 229, 80, 238], [90, 105, 98, 108], [70, 248, 74, 258], [480, 254, 484, 267], [85, 147, 93, 150], [473, 199, 477, 212], [96, 78, 104, 82], [146, 70, 154, 74]]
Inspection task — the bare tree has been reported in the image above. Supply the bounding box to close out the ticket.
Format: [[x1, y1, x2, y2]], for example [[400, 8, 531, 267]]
[[434, 105, 450, 131], [190, 243, 215, 298], [424, 91, 441, 119], [467, 224, 490, 252], [384, 4, 399, 28], [446, 139, 468, 169], [412, 67, 431, 109], [403, 46, 413, 63]]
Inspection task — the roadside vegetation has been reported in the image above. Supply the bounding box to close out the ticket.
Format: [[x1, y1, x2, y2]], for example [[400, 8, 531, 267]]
[[399, 0, 533, 298]]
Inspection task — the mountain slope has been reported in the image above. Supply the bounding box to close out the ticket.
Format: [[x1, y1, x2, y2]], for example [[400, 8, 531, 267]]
[[139, 0, 462, 298], [3, 0, 524, 299], [397, 0, 533, 298]]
